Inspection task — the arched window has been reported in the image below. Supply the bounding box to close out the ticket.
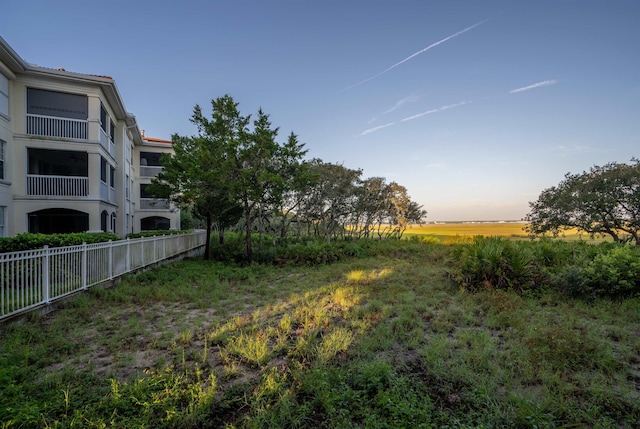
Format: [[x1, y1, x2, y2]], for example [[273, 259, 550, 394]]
[[141, 216, 170, 231], [28, 208, 89, 234], [101, 210, 108, 232], [110, 212, 116, 233]]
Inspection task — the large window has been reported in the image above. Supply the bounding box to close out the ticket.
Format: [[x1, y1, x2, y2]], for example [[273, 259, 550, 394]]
[[0, 140, 5, 180], [27, 88, 87, 120], [139, 183, 152, 199], [141, 216, 170, 231], [140, 152, 162, 166], [28, 148, 88, 176], [29, 209, 89, 234], [140, 183, 169, 199], [0, 74, 8, 117]]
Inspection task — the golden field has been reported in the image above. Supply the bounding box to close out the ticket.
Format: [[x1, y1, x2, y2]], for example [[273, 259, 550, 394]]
[[404, 222, 604, 242]]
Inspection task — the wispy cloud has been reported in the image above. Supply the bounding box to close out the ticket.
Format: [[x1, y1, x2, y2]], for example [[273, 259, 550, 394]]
[[509, 80, 558, 94], [344, 18, 489, 90], [401, 101, 469, 122], [359, 122, 396, 136], [368, 92, 423, 123]]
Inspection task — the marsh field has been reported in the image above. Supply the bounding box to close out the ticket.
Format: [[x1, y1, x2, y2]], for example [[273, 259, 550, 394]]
[[1, 232, 638, 428], [404, 222, 603, 243]]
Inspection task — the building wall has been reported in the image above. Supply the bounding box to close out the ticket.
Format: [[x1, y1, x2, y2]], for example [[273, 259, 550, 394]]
[[0, 37, 177, 238], [0, 67, 13, 236], [9, 77, 119, 235], [133, 138, 180, 232]]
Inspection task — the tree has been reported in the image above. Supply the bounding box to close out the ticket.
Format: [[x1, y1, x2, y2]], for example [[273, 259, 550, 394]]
[[151, 95, 307, 262], [299, 159, 362, 242], [525, 160, 640, 245]]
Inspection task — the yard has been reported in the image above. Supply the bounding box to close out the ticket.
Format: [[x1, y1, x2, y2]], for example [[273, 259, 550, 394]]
[[1, 238, 638, 428]]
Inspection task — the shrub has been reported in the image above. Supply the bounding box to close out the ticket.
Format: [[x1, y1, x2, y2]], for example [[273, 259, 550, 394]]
[[0, 232, 120, 253], [583, 245, 640, 297], [127, 230, 193, 239], [452, 237, 541, 292], [452, 236, 640, 299]]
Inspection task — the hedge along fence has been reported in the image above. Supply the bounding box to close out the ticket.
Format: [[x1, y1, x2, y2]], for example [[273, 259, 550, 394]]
[[0, 231, 206, 322]]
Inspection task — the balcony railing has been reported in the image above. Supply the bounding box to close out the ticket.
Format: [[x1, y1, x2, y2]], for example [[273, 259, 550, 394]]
[[140, 198, 170, 210], [140, 165, 162, 177], [27, 114, 88, 140], [27, 175, 88, 196]]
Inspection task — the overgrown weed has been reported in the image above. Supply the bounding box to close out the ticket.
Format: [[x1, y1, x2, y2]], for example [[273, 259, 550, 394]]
[[1, 240, 639, 427]]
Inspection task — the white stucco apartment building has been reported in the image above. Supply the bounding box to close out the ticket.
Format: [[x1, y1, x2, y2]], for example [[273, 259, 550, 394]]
[[0, 36, 179, 237]]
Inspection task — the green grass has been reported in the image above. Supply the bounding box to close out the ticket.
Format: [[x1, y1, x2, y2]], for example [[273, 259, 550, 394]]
[[1, 240, 639, 428]]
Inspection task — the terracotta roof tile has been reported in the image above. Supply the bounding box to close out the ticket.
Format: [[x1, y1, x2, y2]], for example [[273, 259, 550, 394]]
[[143, 136, 173, 144], [37, 65, 113, 79]]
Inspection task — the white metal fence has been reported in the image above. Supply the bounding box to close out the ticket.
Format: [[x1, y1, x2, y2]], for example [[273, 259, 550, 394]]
[[0, 231, 206, 321]]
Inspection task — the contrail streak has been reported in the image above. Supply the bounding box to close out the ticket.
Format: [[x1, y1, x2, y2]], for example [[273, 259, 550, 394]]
[[344, 18, 489, 90], [510, 80, 558, 94], [401, 101, 468, 122], [359, 122, 396, 136]]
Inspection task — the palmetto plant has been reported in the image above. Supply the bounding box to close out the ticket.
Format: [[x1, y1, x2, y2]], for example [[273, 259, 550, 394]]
[[453, 236, 538, 292]]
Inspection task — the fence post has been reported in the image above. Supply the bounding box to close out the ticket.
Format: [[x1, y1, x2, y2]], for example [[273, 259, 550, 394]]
[[82, 242, 87, 289], [153, 236, 157, 263], [126, 238, 131, 272], [43, 246, 50, 304], [108, 240, 113, 280]]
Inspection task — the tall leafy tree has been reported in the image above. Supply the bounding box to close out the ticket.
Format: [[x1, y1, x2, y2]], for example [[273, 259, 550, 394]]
[[526, 159, 640, 245], [149, 96, 248, 259], [151, 95, 307, 262]]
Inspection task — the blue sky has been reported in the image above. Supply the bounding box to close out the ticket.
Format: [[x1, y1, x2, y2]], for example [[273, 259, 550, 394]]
[[3, 0, 639, 221]]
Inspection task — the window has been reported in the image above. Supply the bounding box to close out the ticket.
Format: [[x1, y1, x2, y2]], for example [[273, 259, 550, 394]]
[[109, 166, 115, 188], [100, 157, 107, 183], [141, 216, 170, 231], [111, 212, 116, 232], [109, 120, 115, 143], [125, 174, 130, 198], [28, 149, 88, 176], [0, 206, 5, 237], [0, 140, 5, 180], [0, 74, 8, 117], [100, 210, 108, 232], [140, 184, 152, 198], [27, 88, 87, 120], [100, 104, 107, 132], [29, 208, 89, 234], [140, 152, 163, 167]]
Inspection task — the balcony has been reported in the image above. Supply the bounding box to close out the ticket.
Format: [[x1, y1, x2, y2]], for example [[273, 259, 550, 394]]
[[27, 174, 88, 196], [139, 198, 170, 210], [27, 114, 88, 140], [140, 165, 162, 177]]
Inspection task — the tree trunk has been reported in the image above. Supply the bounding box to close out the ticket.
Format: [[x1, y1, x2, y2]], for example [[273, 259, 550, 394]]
[[217, 222, 225, 244], [204, 212, 212, 260], [244, 200, 253, 264]]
